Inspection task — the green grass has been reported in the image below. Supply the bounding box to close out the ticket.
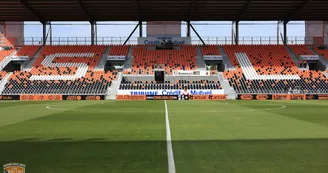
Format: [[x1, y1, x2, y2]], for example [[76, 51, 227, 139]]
[[0, 100, 328, 172]]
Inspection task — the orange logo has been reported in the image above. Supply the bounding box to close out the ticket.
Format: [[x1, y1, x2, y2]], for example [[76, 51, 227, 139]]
[[241, 94, 253, 100], [77, 96, 82, 100], [3, 163, 25, 173], [0, 96, 2, 100]]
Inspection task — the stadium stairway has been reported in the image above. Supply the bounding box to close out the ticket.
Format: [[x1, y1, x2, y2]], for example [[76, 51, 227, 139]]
[[196, 46, 206, 70], [123, 46, 133, 69], [0, 49, 18, 71], [106, 72, 123, 100], [218, 72, 237, 99], [0, 72, 13, 94], [285, 46, 301, 67], [324, 71, 328, 78], [23, 46, 44, 71], [308, 46, 328, 70], [94, 46, 110, 70], [218, 46, 235, 70]]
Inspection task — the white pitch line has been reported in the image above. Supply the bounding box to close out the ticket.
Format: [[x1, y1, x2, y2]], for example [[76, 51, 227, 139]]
[[164, 100, 176, 173]]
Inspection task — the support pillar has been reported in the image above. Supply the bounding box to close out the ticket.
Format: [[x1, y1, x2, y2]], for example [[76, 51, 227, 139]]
[[277, 21, 280, 45], [49, 22, 52, 45], [187, 21, 191, 37], [235, 21, 239, 45], [231, 21, 235, 44], [42, 22, 46, 46], [91, 21, 95, 45], [284, 21, 287, 45]]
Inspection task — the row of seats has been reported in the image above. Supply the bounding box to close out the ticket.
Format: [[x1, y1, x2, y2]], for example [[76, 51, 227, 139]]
[[0, 71, 7, 80], [2, 45, 115, 95], [15, 46, 40, 59], [3, 70, 116, 95], [128, 45, 197, 75], [224, 45, 299, 75], [201, 45, 221, 55], [0, 49, 14, 62], [288, 45, 313, 59], [108, 45, 129, 56], [225, 70, 328, 94], [120, 83, 222, 90], [313, 46, 328, 60]]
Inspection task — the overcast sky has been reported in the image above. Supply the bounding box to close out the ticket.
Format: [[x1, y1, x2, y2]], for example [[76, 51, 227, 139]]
[[24, 21, 305, 38]]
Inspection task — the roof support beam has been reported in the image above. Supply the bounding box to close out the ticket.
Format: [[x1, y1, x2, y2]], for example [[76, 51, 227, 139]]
[[17, 0, 43, 23], [76, 0, 92, 23], [188, 0, 196, 21], [123, 22, 140, 45], [188, 21, 205, 45], [285, 0, 312, 23], [239, 0, 253, 20]]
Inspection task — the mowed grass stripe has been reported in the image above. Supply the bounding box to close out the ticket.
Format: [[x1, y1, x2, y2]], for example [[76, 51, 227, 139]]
[[167, 100, 328, 173], [0, 101, 95, 127], [0, 101, 168, 173]]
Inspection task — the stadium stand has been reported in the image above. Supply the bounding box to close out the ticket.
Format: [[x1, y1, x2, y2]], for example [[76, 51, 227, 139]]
[[288, 45, 313, 58], [0, 49, 14, 62], [15, 46, 40, 59], [125, 45, 197, 75], [223, 45, 328, 94], [108, 45, 129, 56], [200, 45, 221, 56], [0, 71, 7, 80], [120, 80, 222, 90], [312, 46, 328, 60], [2, 45, 117, 95]]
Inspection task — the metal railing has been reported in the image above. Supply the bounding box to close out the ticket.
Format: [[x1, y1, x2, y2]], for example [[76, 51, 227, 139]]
[[0, 36, 326, 46]]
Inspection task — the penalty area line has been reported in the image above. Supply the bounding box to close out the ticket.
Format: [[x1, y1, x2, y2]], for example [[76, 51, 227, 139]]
[[164, 100, 176, 173]]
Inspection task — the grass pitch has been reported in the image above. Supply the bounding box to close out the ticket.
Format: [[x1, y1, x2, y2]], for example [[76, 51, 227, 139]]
[[0, 100, 327, 173]]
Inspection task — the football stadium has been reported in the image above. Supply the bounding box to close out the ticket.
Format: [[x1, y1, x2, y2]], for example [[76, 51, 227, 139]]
[[0, 0, 328, 173]]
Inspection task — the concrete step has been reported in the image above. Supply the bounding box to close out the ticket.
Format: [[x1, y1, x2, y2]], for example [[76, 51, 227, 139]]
[[23, 46, 43, 71], [218, 46, 235, 70], [106, 72, 123, 100], [0, 72, 13, 94], [124, 46, 133, 69], [285, 46, 300, 67], [94, 46, 110, 70], [196, 46, 206, 70], [218, 72, 237, 100]]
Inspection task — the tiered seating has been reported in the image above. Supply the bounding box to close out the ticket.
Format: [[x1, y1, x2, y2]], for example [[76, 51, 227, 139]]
[[15, 46, 40, 59], [0, 49, 14, 62], [223, 45, 328, 94], [2, 45, 116, 95], [288, 45, 313, 58], [224, 69, 328, 94], [120, 80, 222, 90], [224, 45, 298, 75], [3, 70, 116, 95], [0, 71, 7, 80], [201, 45, 220, 55], [313, 46, 328, 60], [108, 45, 129, 56], [127, 45, 197, 75]]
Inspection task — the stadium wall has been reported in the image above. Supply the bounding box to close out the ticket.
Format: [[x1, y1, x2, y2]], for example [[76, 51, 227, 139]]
[[0, 22, 24, 47]]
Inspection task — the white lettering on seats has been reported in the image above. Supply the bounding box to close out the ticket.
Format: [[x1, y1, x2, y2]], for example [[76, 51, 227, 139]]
[[29, 53, 93, 80], [236, 53, 300, 80]]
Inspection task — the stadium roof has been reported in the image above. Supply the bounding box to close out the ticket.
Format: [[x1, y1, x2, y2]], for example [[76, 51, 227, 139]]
[[0, 0, 327, 22]]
